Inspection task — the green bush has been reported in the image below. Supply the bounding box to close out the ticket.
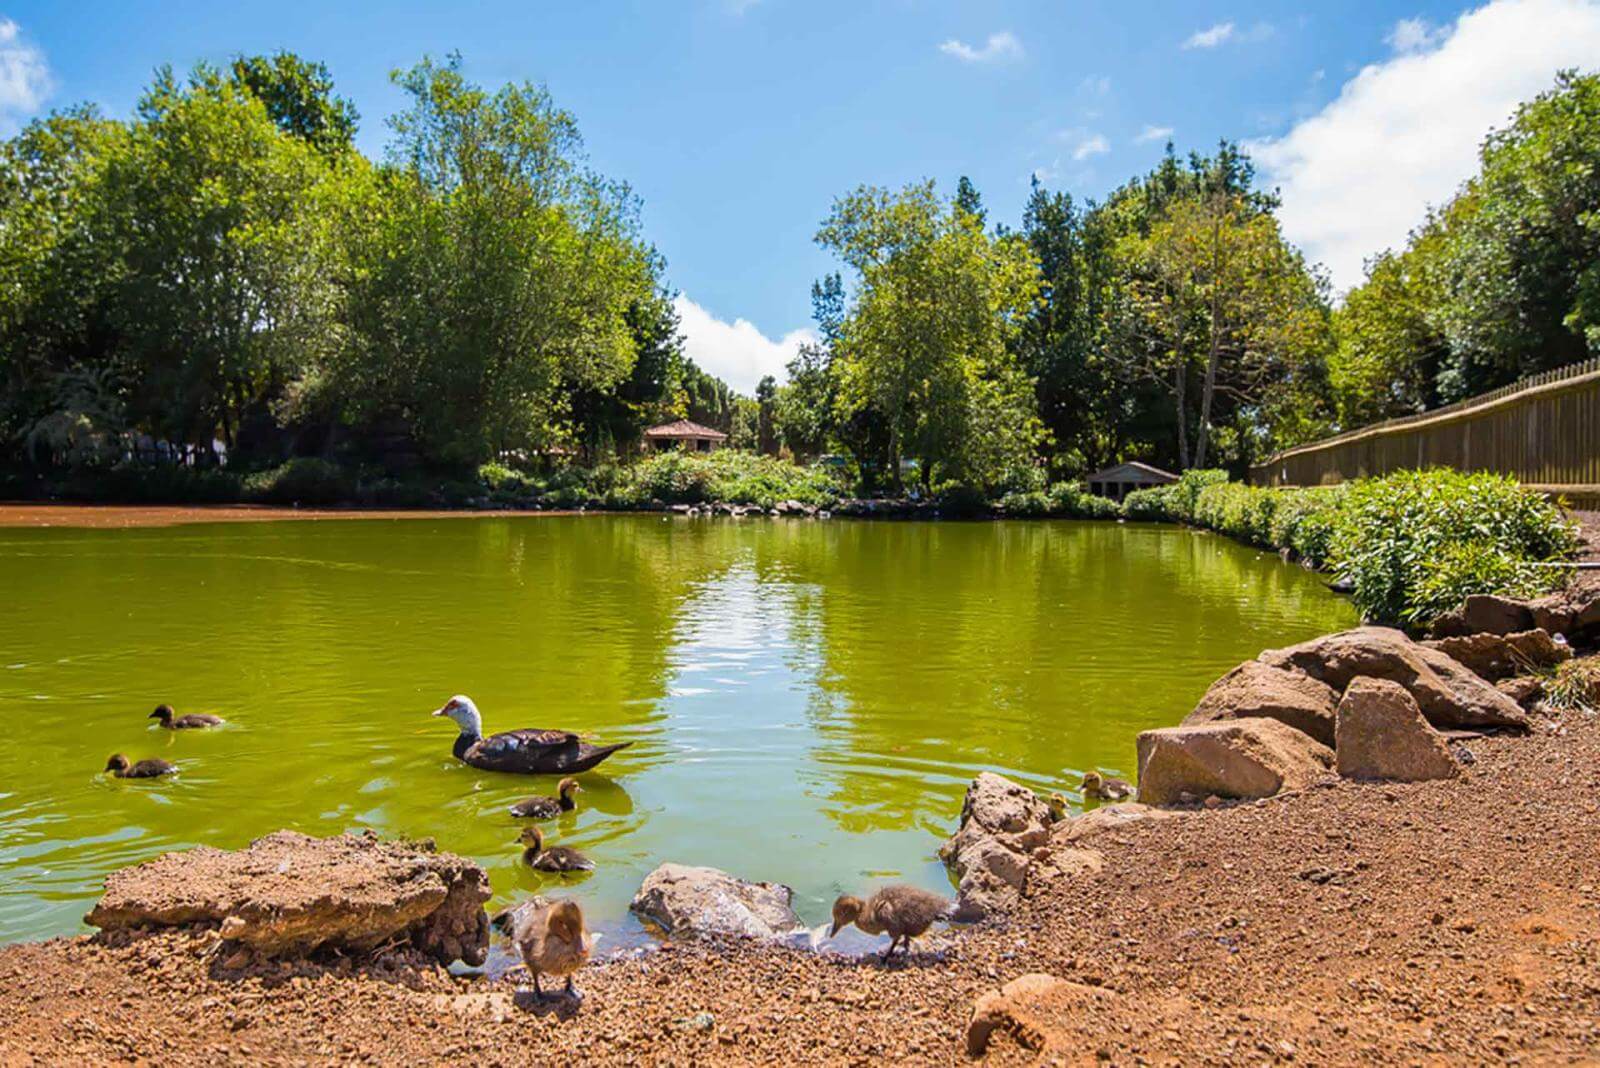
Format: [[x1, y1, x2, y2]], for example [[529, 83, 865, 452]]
[[1268, 487, 1343, 565], [1121, 485, 1174, 521], [1406, 542, 1567, 626], [243, 458, 355, 505], [934, 481, 990, 517], [598, 450, 846, 509], [1192, 482, 1279, 546], [996, 482, 1120, 519], [1166, 469, 1229, 522]]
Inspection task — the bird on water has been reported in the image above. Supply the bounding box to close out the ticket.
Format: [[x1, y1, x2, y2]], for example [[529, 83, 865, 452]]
[[104, 754, 177, 779], [1081, 770, 1133, 801], [431, 695, 630, 775], [149, 704, 224, 729], [509, 777, 583, 819], [517, 826, 595, 874]]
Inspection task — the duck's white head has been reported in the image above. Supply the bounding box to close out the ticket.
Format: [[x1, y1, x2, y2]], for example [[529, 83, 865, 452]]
[[432, 695, 482, 736]]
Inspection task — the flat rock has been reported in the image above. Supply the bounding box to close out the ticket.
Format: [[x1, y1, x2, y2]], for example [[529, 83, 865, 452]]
[[1135, 719, 1334, 807], [1258, 626, 1528, 731], [1497, 674, 1545, 707], [1050, 802, 1175, 845], [939, 772, 1053, 921], [966, 973, 1126, 1057], [1335, 677, 1459, 782], [1183, 660, 1340, 746], [1423, 628, 1570, 682], [629, 863, 804, 942], [84, 831, 491, 965], [1429, 593, 1535, 638]]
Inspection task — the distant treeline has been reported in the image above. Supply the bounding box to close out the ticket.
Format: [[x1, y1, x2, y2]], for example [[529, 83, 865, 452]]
[[3, 54, 1597, 495]]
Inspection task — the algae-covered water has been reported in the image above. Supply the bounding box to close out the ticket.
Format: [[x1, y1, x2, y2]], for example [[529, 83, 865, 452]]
[[0, 515, 1357, 944]]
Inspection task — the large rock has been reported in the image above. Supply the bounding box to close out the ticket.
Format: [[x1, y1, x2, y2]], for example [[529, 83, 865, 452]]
[[1422, 628, 1570, 682], [1429, 593, 1535, 638], [965, 973, 1126, 1058], [629, 863, 804, 941], [84, 831, 491, 965], [1528, 575, 1600, 641], [1183, 660, 1340, 746], [939, 772, 1053, 921], [1335, 677, 1460, 783], [1258, 626, 1528, 731], [1049, 802, 1175, 846], [1135, 718, 1334, 807]]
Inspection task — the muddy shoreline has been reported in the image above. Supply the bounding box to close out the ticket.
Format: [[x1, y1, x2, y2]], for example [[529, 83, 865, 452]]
[[0, 501, 587, 528]]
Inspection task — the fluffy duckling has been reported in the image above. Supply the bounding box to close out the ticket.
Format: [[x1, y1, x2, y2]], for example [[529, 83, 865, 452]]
[[493, 897, 591, 1000], [830, 884, 951, 962], [517, 826, 594, 873], [1081, 770, 1133, 801], [104, 754, 177, 779], [1046, 792, 1071, 823], [149, 704, 224, 729], [508, 778, 582, 820]]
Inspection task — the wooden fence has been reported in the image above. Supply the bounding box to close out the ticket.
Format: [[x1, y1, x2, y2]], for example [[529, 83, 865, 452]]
[[1249, 357, 1600, 507]]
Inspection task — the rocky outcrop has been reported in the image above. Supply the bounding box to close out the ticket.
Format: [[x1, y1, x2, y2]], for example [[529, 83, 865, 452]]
[[1497, 674, 1545, 707], [1429, 594, 1535, 638], [629, 863, 804, 941], [1335, 678, 1460, 783], [84, 831, 491, 965], [1527, 575, 1600, 641], [1423, 628, 1570, 682], [939, 772, 1053, 920], [1135, 719, 1334, 807], [965, 973, 1126, 1057], [1049, 802, 1175, 845], [1257, 626, 1528, 731], [1183, 660, 1340, 746]]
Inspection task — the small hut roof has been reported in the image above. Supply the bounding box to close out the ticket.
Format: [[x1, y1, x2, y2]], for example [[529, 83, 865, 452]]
[[1085, 461, 1178, 484], [643, 419, 728, 441]]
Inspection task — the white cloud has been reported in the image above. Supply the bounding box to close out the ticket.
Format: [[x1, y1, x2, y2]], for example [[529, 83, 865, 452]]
[[0, 19, 50, 135], [1387, 16, 1446, 53], [938, 31, 1023, 64], [1250, 0, 1600, 293], [1135, 124, 1174, 144], [1183, 21, 1235, 49], [673, 295, 815, 395], [1072, 133, 1110, 161]]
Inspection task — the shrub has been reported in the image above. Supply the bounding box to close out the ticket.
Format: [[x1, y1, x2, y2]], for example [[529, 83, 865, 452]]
[[599, 450, 846, 509], [1121, 485, 1174, 522], [1269, 487, 1343, 565], [1166, 468, 1229, 522], [1192, 482, 1279, 547], [1546, 659, 1600, 712], [1403, 542, 1568, 627], [997, 490, 1050, 517], [243, 458, 355, 505], [934, 481, 990, 517], [1051, 483, 1120, 519], [477, 462, 527, 493]]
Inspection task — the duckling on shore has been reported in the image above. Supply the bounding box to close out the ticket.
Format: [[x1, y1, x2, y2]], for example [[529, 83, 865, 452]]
[[509, 778, 582, 820], [149, 704, 224, 729], [517, 826, 594, 873], [492, 897, 591, 1000], [1047, 792, 1070, 822], [1081, 770, 1133, 801], [104, 754, 177, 779], [829, 884, 951, 962]]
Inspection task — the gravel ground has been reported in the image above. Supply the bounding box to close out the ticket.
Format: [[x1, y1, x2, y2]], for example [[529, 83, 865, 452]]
[[3, 679, 1599, 1065]]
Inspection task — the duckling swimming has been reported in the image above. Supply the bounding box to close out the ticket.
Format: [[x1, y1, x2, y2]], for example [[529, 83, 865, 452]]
[[149, 704, 224, 729], [509, 778, 582, 820], [517, 826, 594, 873], [1081, 770, 1133, 801], [829, 884, 951, 962], [1047, 792, 1070, 822], [493, 897, 591, 1000], [104, 754, 176, 779]]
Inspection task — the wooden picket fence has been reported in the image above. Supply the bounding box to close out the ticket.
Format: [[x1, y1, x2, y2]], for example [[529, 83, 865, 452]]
[[1248, 357, 1600, 507]]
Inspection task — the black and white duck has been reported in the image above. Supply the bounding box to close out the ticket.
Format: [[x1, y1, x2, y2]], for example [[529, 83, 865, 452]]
[[104, 754, 177, 779], [149, 704, 224, 729], [517, 826, 594, 873], [431, 696, 630, 775], [509, 777, 582, 819]]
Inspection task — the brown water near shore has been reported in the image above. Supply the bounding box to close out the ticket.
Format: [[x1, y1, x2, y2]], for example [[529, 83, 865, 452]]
[[0, 502, 576, 528]]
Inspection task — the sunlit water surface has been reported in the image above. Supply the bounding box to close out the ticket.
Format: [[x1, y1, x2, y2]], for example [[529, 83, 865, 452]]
[[0, 515, 1357, 945]]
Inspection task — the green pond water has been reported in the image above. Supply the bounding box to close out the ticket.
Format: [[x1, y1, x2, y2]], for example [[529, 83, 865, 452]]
[[0, 515, 1357, 947]]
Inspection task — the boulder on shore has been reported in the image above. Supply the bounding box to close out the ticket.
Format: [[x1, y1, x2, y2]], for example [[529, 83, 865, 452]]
[[84, 831, 491, 965], [965, 973, 1126, 1057], [1429, 593, 1535, 638], [1049, 801, 1175, 846], [939, 772, 1053, 920], [1135, 718, 1334, 807], [1257, 626, 1528, 731], [1422, 628, 1570, 682], [629, 863, 804, 941], [1183, 660, 1340, 746], [1335, 677, 1460, 783]]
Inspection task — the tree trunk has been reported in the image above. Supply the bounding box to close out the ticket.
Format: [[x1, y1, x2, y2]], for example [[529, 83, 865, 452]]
[[1195, 217, 1223, 470], [1174, 360, 1190, 470]]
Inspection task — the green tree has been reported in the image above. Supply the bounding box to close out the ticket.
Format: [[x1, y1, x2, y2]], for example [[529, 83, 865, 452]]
[[227, 52, 359, 154]]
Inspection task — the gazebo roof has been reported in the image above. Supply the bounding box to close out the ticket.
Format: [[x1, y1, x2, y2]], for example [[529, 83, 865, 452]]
[[1085, 460, 1178, 484], [643, 419, 728, 441]]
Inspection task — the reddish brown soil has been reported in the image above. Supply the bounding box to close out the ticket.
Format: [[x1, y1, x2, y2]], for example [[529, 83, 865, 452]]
[[0, 502, 582, 528], [3, 694, 1599, 1064]]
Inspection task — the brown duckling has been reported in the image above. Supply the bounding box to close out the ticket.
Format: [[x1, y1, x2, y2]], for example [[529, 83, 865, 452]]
[[105, 754, 177, 779], [509, 778, 582, 820], [1081, 770, 1133, 801], [1046, 791, 1071, 822], [149, 704, 224, 729], [493, 897, 591, 1000], [829, 884, 951, 962], [517, 826, 594, 873]]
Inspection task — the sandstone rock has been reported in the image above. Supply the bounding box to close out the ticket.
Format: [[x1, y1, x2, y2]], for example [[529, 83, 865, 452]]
[[1135, 719, 1334, 807], [1049, 802, 1176, 845], [1183, 660, 1340, 746], [1528, 576, 1600, 640], [629, 863, 804, 941], [1422, 628, 1570, 682], [965, 973, 1125, 1057], [1335, 677, 1459, 783], [1429, 593, 1535, 638], [1496, 674, 1545, 707], [939, 772, 1053, 921], [1258, 626, 1528, 731], [84, 831, 491, 965]]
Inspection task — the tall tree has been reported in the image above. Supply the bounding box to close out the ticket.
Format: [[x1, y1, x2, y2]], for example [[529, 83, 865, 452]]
[[227, 52, 359, 154]]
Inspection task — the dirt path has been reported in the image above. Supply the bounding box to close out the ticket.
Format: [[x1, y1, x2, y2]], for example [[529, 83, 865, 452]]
[[3, 695, 1599, 1064], [0, 503, 579, 528]]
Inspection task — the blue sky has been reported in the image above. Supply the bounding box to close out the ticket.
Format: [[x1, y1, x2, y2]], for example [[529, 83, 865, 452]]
[[4, 1, 1599, 390]]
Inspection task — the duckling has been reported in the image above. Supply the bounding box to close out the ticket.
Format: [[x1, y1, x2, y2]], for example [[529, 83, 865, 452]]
[[829, 884, 951, 962], [149, 704, 224, 729], [104, 754, 177, 779], [493, 897, 591, 1000], [508, 778, 582, 820], [1081, 770, 1133, 801], [1046, 792, 1071, 823], [517, 826, 594, 873]]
